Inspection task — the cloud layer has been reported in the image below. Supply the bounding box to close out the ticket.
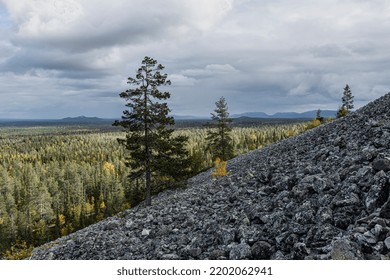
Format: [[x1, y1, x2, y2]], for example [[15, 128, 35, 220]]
[[0, 0, 390, 118]]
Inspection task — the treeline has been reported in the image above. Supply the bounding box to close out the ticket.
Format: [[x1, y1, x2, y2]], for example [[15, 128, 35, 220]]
[[0, 123, 307, 258]]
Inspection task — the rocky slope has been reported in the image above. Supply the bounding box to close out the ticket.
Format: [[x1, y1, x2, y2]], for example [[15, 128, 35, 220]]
[[31, 93, 390, 260]]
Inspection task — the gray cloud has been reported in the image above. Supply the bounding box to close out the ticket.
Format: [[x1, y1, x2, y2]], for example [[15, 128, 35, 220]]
[[0, 0, 390, 118]]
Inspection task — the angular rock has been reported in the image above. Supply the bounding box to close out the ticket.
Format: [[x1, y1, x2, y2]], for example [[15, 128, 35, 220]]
[[365, 171, 390, 213], [384, 237, 390, 250], [330, 239, 363, 260], [161, 253, 180, 260], [379, 197, 390, 219], [251, 241, 272, 259], [229, 243, 251, 260], [292, 242, 309, 260], [209, 249, 227, 260], [372, 158, 390, 172]]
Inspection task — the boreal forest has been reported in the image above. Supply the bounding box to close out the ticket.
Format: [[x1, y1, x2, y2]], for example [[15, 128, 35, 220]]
[[0, 121, 313, 259]]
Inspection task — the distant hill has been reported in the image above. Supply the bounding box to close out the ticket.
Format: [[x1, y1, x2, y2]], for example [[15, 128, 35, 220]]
[[232, 110, 337, 119], [0, 110, 338, 125], [171, 115, 206, 120], [231, 112, 270, 118], [59, 116, 107, 123]]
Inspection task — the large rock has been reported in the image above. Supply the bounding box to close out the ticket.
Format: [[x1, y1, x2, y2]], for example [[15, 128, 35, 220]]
[[372, 158, 390, 172], [330, 239, 363, 260], [251, 241, 273, 259], [365, 171, 390, 212], [384, 237, 390, 250], [380, 197, 390, 219], [229, 243, 251, 260]]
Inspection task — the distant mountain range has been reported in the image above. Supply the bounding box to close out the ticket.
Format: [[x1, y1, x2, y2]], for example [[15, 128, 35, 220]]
[[0, 110, 338, 124], [231, 110, 337, 119], [173, 110, 338, 120], [59, 116, 108, 123], [0, 116, 114, 126]]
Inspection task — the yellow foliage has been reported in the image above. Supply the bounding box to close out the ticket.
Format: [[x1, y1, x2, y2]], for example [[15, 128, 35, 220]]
[[287, 130, 295, 137], [58, 214, 66, 225], [158, 175, 174, 182], [3, 240, 33, 260], [84, 201, 94, 215], [103, 161, 115, 174], [212, 158, 228, 177], [337, 106, 349, 118], [305, 119, 321, 130]]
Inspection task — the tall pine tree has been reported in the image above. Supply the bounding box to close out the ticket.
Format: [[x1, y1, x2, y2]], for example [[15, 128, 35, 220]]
[[114, 56, 189, 206], [206, 96, 234, 161]]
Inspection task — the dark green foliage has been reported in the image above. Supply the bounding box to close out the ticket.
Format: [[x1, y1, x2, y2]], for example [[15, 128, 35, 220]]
[[206, 97, 235, 161], [127, 179, 145, 208], [342, 84, 354, 110], [188, 149, 208, 175], [316, 109, 324, 123], [338, 84, 354, 117], [114, 57, 190, 206]]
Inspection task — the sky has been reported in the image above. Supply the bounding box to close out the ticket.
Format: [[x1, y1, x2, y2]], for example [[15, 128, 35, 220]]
[[0, 0, 390, 119]]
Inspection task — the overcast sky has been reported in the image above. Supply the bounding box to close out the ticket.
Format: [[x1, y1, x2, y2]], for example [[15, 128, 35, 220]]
[[0, 0, 389, 119]]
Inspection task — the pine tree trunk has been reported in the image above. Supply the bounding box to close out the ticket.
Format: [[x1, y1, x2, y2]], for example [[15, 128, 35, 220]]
[[145, 123, 151, 206], [145, 166, 151, 206], [144, 86, 152, 206]]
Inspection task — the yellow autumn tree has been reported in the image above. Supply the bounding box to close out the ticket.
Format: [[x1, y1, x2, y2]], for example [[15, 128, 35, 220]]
[[212, 157, 228, 177], [305, 119, 321, 130], [103, 161, 115, 174]]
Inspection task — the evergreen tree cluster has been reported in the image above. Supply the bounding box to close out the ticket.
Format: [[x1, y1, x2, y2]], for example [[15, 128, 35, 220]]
[[0, 133, 129, 257]]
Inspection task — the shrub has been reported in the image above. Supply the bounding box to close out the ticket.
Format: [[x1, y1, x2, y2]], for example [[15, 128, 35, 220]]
[[287, 130, 296, 137], [212, 158, 228, 177], [3, 240, 33, 260], [337, 106, 349, 118], [305, 119, 321, 130]]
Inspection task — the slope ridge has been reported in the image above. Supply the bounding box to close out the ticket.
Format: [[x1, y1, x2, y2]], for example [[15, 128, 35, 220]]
[[31, 93, 390, 260]]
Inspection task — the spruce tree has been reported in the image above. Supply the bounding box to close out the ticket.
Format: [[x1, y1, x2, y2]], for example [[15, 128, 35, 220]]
[[206, 96, 234, 161], [114, 56, 189, 206], [338, 84, 354, 117], [316, 109, 324, 123], [342, 84, 354, 110]]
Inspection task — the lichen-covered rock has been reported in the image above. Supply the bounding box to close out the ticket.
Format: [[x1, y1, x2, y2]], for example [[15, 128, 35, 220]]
[[330, 239, 364, 260], [30, 93, 390, 260], [365, 171, 389, 212]]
